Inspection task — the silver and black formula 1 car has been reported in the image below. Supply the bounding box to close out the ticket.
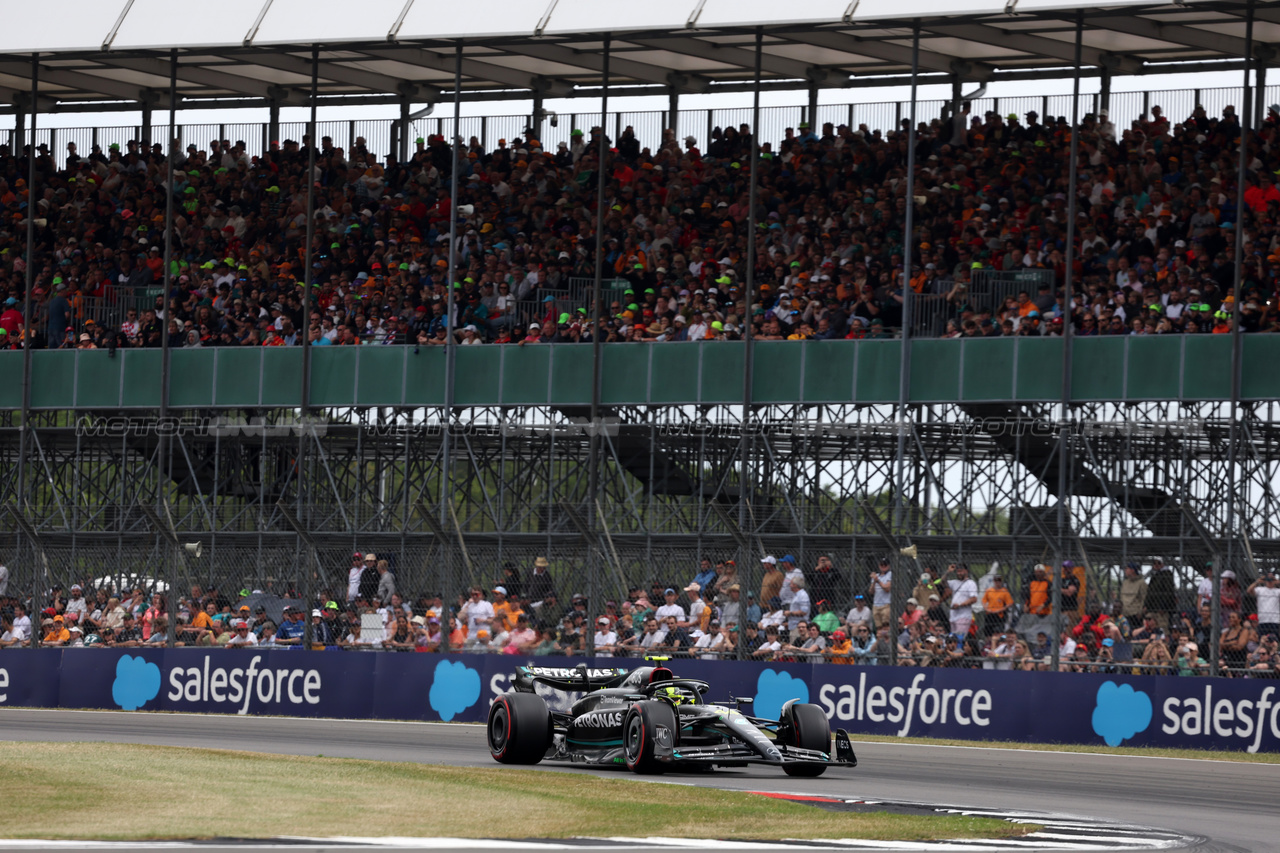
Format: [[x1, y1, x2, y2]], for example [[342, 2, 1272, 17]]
[[486, 662, 857, 776]]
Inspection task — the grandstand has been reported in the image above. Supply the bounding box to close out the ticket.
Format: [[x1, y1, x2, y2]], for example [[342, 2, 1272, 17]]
[[2, 1, 1279, 675]]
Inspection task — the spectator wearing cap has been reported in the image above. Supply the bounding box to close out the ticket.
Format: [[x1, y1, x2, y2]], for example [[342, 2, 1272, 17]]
[[980, 575, 1013, 637], [225, 619, 257, 648], [654, 587, 686, 623], [692, 619, 727, 659], [114, 612, 142, 647], [491, 585, 516, 633], [593, 616, 618, 656], [1119, 563, 1149, 621], [812, 598, 840, 633], [900, 597, 924, 629], [64, 584, 88, 620], [759, 556, 783, 605], [682, 582, 706, 629], [275, 606, 305, 645], [527, 556, 555, 604], [358, 552, 381, 603], [719, 584, 743, 627], [41, 614, 71, 646], [824, 629, 853, 664], [346, 552, 366, 603], [845, 594, 871, 629], [925, 593, 949, 630], [1027, 564, 1052, 618]]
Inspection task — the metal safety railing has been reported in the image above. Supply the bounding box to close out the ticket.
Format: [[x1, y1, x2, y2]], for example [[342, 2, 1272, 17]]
[[9, 82, 1280, 171]]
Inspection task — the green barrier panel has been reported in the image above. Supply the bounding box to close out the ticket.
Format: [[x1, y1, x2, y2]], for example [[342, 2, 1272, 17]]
[[854, 340, 900, 402], [1126, 336, 1182, 401], [0, 351, 23, 408], [960, 337, 1014, 402], [753, 341, 802, 403], [354, 347, 404, 406], [30, 350, 76, 409], [120, 349, 162, 408], [404, 347, 447, 405], [74, 350, 125, 408], [1243, 336, 1280, 401], [1070, 337, 1123, 401], [600, 344, 649, 405], [909, 339, 960, 402], [1182, 335, 1232, 400], [1011, 337, 1061, 401], [169, 349, 216, 408], [550, 345, 593, 406], [19, 337, 1280, 411], [501, 344, 551, 405], [650, 344, 700, 403], [308, 346, 357, 407], [452, 345, 500, 406], [802, 340, 855, 403], [262, 347, 304, 407], [700, 341, 745, 404], [214, 348, 263, 407]]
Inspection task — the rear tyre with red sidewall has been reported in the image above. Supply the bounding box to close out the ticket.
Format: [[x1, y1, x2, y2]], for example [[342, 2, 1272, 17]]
[[487, 691, 552, 765]]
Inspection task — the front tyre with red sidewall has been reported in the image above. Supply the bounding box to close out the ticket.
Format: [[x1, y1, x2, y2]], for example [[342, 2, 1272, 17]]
[[623, 700, 677, 774]]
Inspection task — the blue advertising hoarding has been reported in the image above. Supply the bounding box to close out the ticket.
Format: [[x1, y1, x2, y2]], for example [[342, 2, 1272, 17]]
[[2, 650, 1278, 754]]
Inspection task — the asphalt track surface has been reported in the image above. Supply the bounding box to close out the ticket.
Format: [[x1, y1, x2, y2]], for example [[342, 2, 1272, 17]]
[[1, 709, 1276, 852]]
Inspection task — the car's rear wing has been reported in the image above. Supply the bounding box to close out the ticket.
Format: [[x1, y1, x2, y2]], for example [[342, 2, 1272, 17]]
[[512, 663, 631, 692]]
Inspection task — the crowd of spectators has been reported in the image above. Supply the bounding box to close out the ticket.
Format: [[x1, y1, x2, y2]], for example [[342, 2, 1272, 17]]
[[2, 551, 1277, 677], [5, 98, 1280, 353]]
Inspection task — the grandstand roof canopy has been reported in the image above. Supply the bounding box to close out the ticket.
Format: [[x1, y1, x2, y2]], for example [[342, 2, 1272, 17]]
[[0, 1, 1273, 112]]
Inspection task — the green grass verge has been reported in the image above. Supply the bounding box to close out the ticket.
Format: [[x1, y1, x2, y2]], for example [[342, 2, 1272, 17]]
[[0, 742, 1032, 842], [851, 733, 1280, 764]]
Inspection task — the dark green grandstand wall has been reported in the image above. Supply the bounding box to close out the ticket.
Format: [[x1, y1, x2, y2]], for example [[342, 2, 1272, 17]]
[[1, 335, 1270, 409]]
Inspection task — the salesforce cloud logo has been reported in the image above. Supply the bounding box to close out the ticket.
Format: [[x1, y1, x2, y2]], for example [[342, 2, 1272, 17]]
[[1092, 681, 1153, 746], [112, 655, 161, 711], [755, 669, 809, 721], [428, 659, 481, 721]]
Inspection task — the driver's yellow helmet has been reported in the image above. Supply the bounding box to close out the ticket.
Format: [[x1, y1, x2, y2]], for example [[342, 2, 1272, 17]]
[[661, 685, 691, 705]]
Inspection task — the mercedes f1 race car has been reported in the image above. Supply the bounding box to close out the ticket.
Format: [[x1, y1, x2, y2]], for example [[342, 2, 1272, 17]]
[[486, 662, 857, 776]]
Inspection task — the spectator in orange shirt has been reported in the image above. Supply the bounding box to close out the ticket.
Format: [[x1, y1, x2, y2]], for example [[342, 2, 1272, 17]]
[[1027, 564, 1052, 617], [823, 630, 854, 664], [981, 575, 1014, 637], [42, 615, 71, 646]]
